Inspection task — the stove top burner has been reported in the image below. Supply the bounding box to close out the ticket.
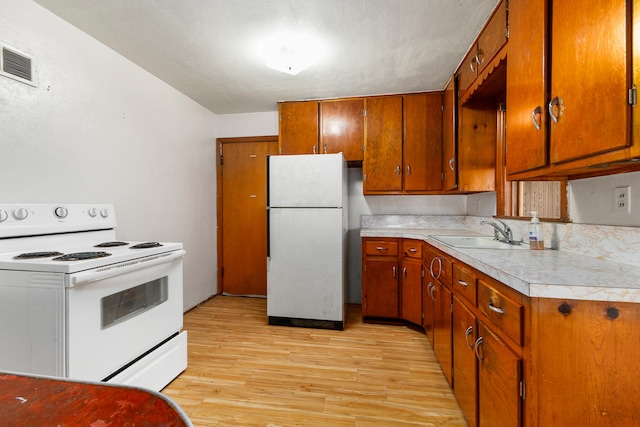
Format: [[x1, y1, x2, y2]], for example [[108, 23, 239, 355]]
[[14, 251, 64, 259], [130, 242, 163, 249], [95, 241, 129, 248], [53, 252, 112, 261]]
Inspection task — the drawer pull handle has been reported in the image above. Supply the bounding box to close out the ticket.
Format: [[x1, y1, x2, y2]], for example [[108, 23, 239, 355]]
[[392, 266, 396, 277], [458, 280, 468, 288], [464, 326, 474, 350], [548, 96, 564, 124], [407, 248, 418, 253], [474, 337, 484, 361], [428, 282, 436, 301], [376, 246, 388, 252], [488, 301, 505, 315], [403, 267, 407, 278]]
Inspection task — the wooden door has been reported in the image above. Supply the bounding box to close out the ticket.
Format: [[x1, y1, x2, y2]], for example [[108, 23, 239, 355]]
[[549, 0, 629, 164], [363, 258, 399, 318], [477, 321, 521, 427], [320, 98, 364, 161], [278, 101, 319, 154], [505, 0, 548, 175], [404, 93, 443, 192], [363, 96, 403, 193], [442, 77, 457, 191], [433, 281, 453, 385], [453, 295, 478, 427], [217, 136, 278, 296]]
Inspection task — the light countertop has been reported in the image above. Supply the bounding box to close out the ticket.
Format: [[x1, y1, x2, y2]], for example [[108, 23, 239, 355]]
[[361, 227, 640, 303]]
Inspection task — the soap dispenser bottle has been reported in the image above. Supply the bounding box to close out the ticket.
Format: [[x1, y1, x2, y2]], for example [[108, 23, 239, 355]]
[[528, 211, 544, 250]]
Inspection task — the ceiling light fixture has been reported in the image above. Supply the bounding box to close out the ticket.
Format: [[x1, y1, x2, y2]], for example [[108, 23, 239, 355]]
[[260, 32, 324, 75]]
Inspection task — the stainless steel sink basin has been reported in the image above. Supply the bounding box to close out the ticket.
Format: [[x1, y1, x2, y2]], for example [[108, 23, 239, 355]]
[[430, 235, 529, 250]]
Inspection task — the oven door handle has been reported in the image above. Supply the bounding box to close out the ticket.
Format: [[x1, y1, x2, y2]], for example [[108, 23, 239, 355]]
[[69, 250, 186, 287]]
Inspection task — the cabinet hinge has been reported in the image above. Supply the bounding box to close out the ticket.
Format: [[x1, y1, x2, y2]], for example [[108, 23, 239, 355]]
[[441, 104, 444, 112], [279, 114, 283, 121], [441, 172, 445, 181], [219, 146, 223, 166], [363, 173, 367, 182], [520, 380, 526, 400], [629, 85, 637, 107], [421, 269, 425, 278]]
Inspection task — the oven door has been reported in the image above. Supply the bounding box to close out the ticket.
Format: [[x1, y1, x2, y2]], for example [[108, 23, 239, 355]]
[[65, 251, 185, 382]]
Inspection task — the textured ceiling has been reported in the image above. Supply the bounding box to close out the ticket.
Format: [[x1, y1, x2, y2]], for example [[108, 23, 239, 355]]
[[34, 0, 499, 114]]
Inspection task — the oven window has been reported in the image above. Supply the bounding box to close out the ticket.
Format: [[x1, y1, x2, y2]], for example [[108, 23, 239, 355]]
[[101, 277, 168, 329]]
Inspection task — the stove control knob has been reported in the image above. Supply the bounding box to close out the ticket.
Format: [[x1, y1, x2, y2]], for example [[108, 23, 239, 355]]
[[88, 207, 97, 217], [54, 206, 68, 219], [12, 208, 28, 221], [100, 208, 109, 218], [0, 210, 7, 223]]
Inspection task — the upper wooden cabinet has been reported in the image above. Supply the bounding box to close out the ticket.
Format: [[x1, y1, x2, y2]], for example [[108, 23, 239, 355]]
[[320, 99, 364, 161], [278, 99, 364, 161], [458, 0, 508, 100], [278, 101, 319, 155], [506, 0, 637, 179], [442, 76, 458, 191], [363, 96, 404, 193], [364, 94, 444, 195]]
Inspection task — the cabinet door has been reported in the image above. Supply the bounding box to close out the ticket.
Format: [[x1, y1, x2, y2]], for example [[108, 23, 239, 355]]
[[363, 259, 399, 318], [458, 45, 478, 95], [404, 93, 443, 192], [457, 101, 496, 192], [549, 0, 629, 164], [477, 322, 522, 427], [401, 259, 423, 325], [453, 295, 477, 427], [433, 281, 453, 385], [320, 99, 364, 161], [279, 101, 319, 155], [442, 77, 457, 191], [475, 0, 507, 76], [423, 279, 435, 342], [363, 96, 403, 193], [505, 0, 548, 175]]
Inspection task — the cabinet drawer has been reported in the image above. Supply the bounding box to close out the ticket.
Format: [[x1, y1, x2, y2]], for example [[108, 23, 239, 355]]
[[365, 240, 398, 257], [478, 279, 524, 346], [453, 264, 477, 306], [402, 241, 422, 259]]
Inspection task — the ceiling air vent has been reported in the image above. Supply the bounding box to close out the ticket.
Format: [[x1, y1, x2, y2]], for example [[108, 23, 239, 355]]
[[1, 45, 36, 86]]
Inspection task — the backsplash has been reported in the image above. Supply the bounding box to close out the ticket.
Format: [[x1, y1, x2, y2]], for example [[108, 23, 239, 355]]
[[361, 215, 640, 267]]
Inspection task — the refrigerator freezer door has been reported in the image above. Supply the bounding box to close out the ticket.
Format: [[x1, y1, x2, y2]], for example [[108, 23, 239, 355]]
[[268, 153, 346, 208], [267, 207, 345, 324]]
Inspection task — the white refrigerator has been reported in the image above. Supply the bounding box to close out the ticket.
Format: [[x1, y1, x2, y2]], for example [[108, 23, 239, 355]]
[[267, 153, 348, 330]]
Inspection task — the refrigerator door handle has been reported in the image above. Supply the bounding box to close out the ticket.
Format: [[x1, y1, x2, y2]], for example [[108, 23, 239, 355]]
[[266, 207, 271, 258]]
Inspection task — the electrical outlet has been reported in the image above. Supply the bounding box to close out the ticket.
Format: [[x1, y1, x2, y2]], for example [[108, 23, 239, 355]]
[[614, 186, 630, 213]]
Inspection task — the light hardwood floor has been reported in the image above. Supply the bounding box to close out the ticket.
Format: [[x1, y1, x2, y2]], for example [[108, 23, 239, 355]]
[[162, 296, 467, 427]]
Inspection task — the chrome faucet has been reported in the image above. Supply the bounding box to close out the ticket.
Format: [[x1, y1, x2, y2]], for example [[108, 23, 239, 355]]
[[480, 219, 514, 244]]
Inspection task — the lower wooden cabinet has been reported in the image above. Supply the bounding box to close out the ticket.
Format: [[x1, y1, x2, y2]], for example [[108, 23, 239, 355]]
[[432, 280, 453, 386], [362, 239, 399, 318], [531, 298, 640, 426], [363, 236, 639, 426], [477, 321, 522, 427], [453, 295, 478, 426]]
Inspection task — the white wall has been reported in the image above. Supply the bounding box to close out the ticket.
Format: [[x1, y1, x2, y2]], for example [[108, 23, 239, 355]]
[[0, 0, 218, 310], [569, 171, 640, 227]]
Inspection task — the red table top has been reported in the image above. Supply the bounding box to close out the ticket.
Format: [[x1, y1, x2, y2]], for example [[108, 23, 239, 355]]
[[0, 372, 191, 426]]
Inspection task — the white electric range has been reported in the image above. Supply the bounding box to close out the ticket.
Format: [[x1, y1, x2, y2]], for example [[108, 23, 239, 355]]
[[0, 203, 187, 391]]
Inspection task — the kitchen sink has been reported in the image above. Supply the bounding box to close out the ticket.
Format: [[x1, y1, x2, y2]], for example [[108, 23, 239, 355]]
[[430, 235, 529, 250]]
